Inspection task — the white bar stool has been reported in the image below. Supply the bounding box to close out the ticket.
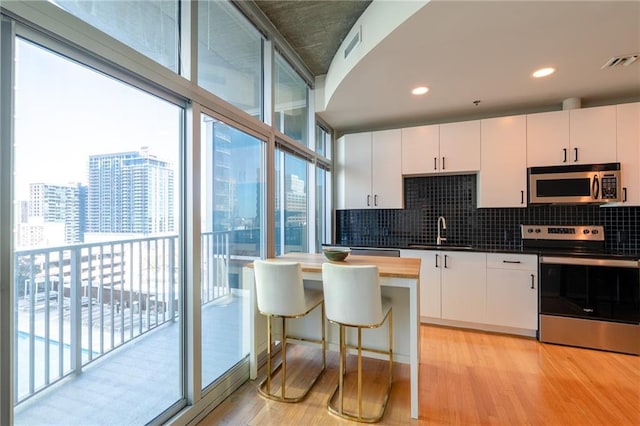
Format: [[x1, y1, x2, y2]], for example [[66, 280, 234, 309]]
[[321, 263, 393, 423], [253, 260, 326, 402]]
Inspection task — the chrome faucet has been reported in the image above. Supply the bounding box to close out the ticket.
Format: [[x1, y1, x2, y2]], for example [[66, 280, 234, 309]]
[[437, 216, 447, 245]]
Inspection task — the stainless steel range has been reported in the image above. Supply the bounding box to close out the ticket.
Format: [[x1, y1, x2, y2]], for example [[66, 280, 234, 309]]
[[522, 225, 639, 355]]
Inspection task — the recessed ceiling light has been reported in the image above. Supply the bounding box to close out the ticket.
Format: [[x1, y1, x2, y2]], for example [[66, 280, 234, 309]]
[[411, 86, 429, 95], [532, 67, 555, 78]]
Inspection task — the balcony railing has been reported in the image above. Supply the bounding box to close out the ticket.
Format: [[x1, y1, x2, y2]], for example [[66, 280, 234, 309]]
[[14, 231, 232, 404]]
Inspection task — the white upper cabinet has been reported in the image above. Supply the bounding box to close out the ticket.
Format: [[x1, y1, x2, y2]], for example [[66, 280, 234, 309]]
[[335, 129, 403, 209], [401, 124, 440, 175], [613, 102, 640, 205], [478, 115, 527, 208], [569, 105, 617, 164], [372, 129, 403, 208], [526, 110, 570, 166], [401, 121, 480, 175], [439, 120, 481, 173], [336, 132, 372, 209], [527, 106, 617, 167]]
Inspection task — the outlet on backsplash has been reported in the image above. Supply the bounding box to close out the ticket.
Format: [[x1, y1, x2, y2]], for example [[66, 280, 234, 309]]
[[616, 230, 628, 244], [503, 229, 515, 243]]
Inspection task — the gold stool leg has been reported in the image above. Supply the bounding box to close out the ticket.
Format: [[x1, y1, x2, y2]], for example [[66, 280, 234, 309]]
[[259, 307, 326, 403], [281, 316, 287, 400], [358, 326, 363, 421], [321, 303, 326, 370], [327, 311, 394, 423], [389, 309, 393, 388], [339, 324, 345, 414], [266, 315, 272, 395]]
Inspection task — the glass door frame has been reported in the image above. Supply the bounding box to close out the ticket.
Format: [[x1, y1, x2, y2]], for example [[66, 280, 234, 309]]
[[2, 16, 190, 425]]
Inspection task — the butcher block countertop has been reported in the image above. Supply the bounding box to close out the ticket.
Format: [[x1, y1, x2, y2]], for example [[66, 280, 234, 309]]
[[251, 252, 421, 279]]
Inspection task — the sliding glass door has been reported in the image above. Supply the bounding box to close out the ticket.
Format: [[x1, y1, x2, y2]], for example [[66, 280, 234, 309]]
[[12, 37, 184, 425], [200, 114, 264, 389]]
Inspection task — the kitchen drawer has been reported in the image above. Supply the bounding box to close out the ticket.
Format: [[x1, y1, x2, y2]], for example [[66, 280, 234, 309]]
[[487, 253, 537, 270]]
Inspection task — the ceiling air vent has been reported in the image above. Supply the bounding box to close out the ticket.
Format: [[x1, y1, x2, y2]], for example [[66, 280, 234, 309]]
[[344, 26, 362, 59], [601, 53, 639, 69]]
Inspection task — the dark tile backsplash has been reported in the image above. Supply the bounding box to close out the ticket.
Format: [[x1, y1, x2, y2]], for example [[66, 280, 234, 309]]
[[335, 174, 640, 255]]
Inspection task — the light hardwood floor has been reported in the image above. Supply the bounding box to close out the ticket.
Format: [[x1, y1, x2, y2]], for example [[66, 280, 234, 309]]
[[199, 325, 640, 425]]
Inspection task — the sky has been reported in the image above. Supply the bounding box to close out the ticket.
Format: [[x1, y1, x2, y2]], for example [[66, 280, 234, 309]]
[[14, 35, 307, 223], [14, 38, 181, 200]]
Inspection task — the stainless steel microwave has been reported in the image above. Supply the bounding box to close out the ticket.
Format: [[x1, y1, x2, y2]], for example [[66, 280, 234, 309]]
[[528, 163, 621, 205]]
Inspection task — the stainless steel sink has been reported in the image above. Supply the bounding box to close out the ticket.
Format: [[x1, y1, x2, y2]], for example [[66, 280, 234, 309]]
[[407, 244, 474, 251]]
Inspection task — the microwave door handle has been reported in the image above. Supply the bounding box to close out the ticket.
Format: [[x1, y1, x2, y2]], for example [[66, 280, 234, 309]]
[[592, 175, 600, 200]]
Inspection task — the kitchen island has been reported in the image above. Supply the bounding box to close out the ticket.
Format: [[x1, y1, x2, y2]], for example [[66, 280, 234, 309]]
[[243, 253, 421, 419]]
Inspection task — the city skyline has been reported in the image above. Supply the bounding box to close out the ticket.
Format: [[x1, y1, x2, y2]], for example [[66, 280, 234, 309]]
[[14, 38, 180, 201]]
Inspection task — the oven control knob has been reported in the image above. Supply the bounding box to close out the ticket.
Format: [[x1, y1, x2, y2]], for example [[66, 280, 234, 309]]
[[583, 229, 590, 234], [527, 228, 534, 233], [592, 229, 599, 235], [535, 228, 541, 233]]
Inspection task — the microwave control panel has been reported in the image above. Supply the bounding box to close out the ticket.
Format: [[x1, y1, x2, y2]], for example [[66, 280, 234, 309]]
[[601, 174, 618, 199]]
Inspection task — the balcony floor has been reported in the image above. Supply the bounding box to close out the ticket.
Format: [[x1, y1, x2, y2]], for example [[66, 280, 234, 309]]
[[14, 294, 246, 425]]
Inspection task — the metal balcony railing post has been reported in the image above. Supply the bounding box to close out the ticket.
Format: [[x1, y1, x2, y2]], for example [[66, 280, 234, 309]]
[[99, 245, 105, 355], [169, 237, 176, 321], [154, 238, 159, 327], [28, 255, 35, 395], [128, 242, 134, 339], [146, 239, 151, 329], [13, 254, 19, 405], [161, 239, 166, 323], [70, 246, 82, 373], [120, 243, 125, 346], [87, 247, 94, 361], [43, 252, 51, 385], [56, 249, 64, 378], [138, 241, 143, 335], [110, 243, 115, 350], [225, 231, 230, 293]]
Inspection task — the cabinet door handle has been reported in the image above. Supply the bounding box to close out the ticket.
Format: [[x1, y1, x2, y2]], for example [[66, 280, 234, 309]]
[[623, 187, 627, 202], [435, 254, 439, 268], [521, 190, 524, 205], [444, 254, 449, 268], [530, 274, 535, 289], [442, 157, 446, 170], [367, 195, 371, 206], [574, 147, 578, 162], [563, 148, 567, 163], [503, 260, 521, 264], [374, 194, 378, 206], [434, 157, 438, 170]]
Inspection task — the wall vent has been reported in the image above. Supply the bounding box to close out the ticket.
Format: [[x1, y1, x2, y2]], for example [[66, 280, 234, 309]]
[[344, 26, 362, 59], [601, 53, 638, 69]]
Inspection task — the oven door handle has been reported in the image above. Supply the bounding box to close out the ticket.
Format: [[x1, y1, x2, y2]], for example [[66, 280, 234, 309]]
[[540, 256, 640, 268]]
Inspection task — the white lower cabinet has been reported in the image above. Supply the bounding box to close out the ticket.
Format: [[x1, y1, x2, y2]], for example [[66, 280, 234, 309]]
[[401, 250, 486, 322], [401, 249, 441, 318], [486, 254, 538, 330], [440, 251, 487, 324], [401, 250, 538, 335]]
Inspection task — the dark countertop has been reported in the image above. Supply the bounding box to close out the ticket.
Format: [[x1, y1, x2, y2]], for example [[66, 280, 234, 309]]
[[325, 243, 537, 255], [324, 243, 639, 261]]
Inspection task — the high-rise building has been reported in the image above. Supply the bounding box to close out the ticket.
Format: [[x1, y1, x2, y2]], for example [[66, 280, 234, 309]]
[[284, 174, 307, 226], [87, 147, 174, 234], [28, 182, 83, 244], [203, 119, 235, 233]]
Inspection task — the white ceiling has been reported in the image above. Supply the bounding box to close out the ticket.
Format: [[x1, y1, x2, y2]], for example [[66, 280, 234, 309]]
[[318, 0, 640, 134]]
